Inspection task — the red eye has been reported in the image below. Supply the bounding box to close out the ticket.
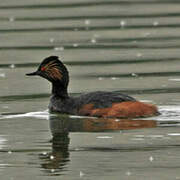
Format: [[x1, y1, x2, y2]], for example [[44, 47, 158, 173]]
[[41, 67, 46, 71]]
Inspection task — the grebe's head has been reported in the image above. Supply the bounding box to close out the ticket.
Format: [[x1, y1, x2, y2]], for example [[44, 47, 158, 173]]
[[26, 56, 69, 88]]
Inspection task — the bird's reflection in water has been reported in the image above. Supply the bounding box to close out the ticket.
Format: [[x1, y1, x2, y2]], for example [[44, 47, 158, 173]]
[[40, 114, 157, 175], [40, 116, 70, 175], [71, 117, 157, 132]]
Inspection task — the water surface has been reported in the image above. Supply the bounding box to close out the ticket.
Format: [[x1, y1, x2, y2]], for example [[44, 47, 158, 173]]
[[1, 0, 180, 179]]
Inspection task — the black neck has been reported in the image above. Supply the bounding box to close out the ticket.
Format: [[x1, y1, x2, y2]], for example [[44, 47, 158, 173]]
[[52, 83, 69, 99]]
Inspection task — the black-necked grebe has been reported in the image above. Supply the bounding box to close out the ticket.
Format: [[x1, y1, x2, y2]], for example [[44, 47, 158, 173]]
[[26, 56, 159, 118]]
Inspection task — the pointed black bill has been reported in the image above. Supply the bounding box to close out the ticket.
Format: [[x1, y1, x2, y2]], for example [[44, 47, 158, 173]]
[[26, 71, 38, 76]]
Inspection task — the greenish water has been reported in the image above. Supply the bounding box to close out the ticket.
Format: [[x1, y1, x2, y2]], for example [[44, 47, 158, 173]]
[[1, 0, 180, 179]]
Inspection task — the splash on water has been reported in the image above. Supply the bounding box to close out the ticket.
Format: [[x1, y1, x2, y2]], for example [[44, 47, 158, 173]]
[[167, 133, 180, 136], [169, 79, 180, 82], [0, 110, 50, 120]]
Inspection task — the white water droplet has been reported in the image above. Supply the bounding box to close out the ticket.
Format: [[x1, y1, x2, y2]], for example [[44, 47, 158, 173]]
[[9, 17, 15, 22], [98, 77, 104, 80], [42, 151, 47, 155], [50, 155, 54, 160], [51, 169, 55, 173], [126, 171, 131, 176], [0, 73, 5, 78], [131, 73, 138, 77], [73, 43, 79, 47], [49, 38, 55, 43], [153, 21, 159, 26], [136, 53, 142, 57], [8, 151, 12, 154], [85, 19, 91, 25], [120, 20, 126, 27], [80, 171, 85, 177], [144, 32, 151, 37], [111, 77, 118, 80], [149, 156, 154, 162], [9, 64, 15, 69], [54, 46, 64, 51], [91, 38, 96, 43]]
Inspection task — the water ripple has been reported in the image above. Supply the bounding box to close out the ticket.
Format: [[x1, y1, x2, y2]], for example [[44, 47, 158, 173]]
[[1, 1, 180, 10], [0, 106, 180, 127]]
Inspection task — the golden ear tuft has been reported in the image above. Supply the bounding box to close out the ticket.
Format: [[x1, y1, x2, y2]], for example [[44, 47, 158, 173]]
[[49, 66, 62, 80], [44, 60, 62, 80]]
